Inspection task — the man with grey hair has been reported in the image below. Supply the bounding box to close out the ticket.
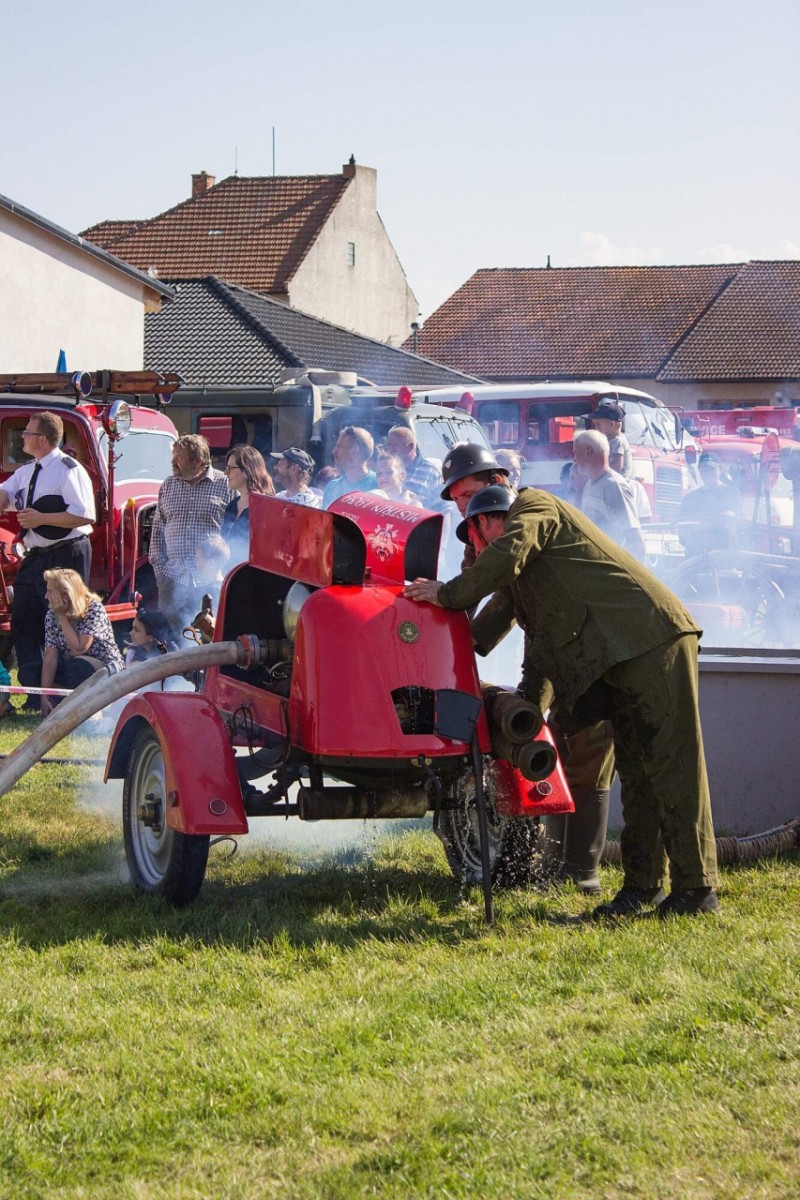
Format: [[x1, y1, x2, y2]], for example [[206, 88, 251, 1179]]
[[386, 425, 443, 510], [573, 429, 646, 561], [149, 435, 232, 635], [322, 426, 378, 508]]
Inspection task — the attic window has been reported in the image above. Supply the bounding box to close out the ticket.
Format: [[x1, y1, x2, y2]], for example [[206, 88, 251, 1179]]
[[347, 241, 356, 267], [208, 229, 222, 236]]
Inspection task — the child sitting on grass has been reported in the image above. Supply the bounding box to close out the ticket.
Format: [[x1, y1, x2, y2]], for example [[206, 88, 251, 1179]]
[[124, 610, 178, 664]]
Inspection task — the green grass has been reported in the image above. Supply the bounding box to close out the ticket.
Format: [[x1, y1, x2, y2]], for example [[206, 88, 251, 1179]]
[[0, 712, 798, 1199]]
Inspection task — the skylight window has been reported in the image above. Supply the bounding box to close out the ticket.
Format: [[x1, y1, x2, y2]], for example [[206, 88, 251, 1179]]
[[208, 229, 222, 236]]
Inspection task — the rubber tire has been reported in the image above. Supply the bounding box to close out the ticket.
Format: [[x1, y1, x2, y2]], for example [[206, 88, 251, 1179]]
[[122, 725, 210, 906], [437, 768, 540, 888]]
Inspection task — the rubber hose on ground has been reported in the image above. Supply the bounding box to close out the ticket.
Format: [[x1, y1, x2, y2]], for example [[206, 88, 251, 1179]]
[[600, 818, 800, 867]]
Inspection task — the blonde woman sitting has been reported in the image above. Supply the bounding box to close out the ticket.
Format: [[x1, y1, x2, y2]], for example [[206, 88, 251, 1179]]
[[40, 569, 124, 717]]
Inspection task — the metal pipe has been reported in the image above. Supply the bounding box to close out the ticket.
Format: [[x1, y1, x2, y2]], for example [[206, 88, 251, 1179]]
[[470, 732, 494, 926], [485, 689, 544, 744], [0, 639, 249, 800]]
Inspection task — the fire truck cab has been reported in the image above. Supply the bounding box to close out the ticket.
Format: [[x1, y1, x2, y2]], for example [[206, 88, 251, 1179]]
[[0, 370, 181, 645]]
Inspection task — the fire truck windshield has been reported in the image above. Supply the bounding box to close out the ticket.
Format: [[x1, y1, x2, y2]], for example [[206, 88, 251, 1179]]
[[98, 428, 176, 481]]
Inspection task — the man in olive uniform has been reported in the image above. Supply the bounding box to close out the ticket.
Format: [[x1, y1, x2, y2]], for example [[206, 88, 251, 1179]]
[[405, 485, 719, 917], [440, 444, 617, 895]]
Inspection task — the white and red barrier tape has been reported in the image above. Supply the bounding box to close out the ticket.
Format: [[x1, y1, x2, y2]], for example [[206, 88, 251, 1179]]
[[0, 685, 73, 697]]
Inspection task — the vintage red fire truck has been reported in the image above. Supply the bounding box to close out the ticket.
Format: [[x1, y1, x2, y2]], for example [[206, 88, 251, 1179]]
[[105, 491, 574, 907], [0, 370, 181, 650], [399, 382, 699, 523], [682, 407, 800, 441]]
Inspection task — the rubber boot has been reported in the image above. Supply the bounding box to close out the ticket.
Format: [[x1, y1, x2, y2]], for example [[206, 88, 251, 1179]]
[[562, 788, 610, 895]]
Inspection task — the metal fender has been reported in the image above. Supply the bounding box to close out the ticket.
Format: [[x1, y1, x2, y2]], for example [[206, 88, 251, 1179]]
[[491, 724, 575, 817], [105, 692, 248, 835]]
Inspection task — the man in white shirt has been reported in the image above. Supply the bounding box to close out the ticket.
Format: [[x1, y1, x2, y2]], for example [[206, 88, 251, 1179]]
[[0, 411, 96, 708], [270, 447, 321, 507], [573, 430, 646, 561]]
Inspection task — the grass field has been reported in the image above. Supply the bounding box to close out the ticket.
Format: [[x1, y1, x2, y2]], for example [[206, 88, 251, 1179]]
[[0, 711, 798, 1199]]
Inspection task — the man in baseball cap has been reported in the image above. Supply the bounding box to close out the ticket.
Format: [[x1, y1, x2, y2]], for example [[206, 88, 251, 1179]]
[[270, 447, 321, 507]]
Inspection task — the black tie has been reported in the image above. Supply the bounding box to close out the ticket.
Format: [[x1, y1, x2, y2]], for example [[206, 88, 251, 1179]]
[[26, 462, 42, 508]]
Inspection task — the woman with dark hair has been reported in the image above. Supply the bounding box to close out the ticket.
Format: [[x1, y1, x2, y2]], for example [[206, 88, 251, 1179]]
[[221, 444, 274, 560], [124, 610, 178, 664]]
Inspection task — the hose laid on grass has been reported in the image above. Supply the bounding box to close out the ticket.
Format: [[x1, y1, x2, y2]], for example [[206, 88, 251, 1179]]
[[0, 640, 247, 800], [601, 818, 800, 867]]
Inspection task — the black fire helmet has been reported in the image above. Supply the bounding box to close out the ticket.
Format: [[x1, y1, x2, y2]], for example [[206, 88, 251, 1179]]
[[440, 442, 509, 500], [456, 484, 515, 543]]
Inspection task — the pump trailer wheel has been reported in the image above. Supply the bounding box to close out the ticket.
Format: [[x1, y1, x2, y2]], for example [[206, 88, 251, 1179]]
[[122, 726, 210, 905], [437, 769, 540, 888]]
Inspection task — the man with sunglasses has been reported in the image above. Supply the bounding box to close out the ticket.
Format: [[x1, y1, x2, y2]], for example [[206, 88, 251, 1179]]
[[405, 485, 719, 919], [0, 412, 95, 710]]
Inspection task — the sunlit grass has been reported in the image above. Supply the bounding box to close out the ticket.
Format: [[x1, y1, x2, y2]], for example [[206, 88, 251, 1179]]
[[0, 714, 798, 1199]]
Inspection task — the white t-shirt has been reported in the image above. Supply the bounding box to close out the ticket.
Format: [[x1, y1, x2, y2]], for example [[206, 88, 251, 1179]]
[[275, 488, 321, 508], [581, 470, 641, 541]]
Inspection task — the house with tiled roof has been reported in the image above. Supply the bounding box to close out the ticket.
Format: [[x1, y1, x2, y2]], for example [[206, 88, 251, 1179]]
[[0, 193, 172, 373], [144, 277, 479, 389], [82, 161, 419, 348], [410, 263, 800, 408]]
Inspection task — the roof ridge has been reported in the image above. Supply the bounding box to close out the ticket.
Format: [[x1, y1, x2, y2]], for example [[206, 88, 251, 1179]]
[[222, 278, 441, 359], [474, 263, 748, 274], [654, 267, 743, 379], [209, 277, 303, 368]]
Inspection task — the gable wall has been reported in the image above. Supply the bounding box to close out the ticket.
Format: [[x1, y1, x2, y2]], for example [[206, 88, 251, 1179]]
[[287, 167, 419, 346], [0, 208, 149, 372]]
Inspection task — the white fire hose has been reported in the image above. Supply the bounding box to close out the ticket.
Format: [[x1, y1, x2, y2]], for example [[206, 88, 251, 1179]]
[[0, 639, 251, 800]]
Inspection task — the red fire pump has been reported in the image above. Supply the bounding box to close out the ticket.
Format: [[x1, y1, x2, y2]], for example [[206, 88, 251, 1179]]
[[106, 493, 573, 915]]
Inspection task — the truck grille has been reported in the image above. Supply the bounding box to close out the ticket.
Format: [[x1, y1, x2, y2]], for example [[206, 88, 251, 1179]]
[[654, 468, 684, 520], [139, 505, 156, 556]]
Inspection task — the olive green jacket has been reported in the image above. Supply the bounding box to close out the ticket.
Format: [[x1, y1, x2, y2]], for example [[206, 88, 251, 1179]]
[[439, 490, 700, 710]]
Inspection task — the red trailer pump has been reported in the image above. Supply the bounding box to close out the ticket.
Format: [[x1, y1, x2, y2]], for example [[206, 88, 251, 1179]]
[[106, 492, 573, 909]]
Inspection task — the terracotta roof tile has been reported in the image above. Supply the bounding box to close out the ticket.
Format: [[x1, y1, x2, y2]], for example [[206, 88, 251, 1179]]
[[144, 277, 479, 388], [412, 265, 738, 379], [81, 219, 145, 246], [81, 174, 350, 291], [657, 261, 800, 381]]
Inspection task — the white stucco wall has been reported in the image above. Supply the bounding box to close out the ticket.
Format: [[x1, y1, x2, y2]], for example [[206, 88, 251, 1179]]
[[0, 207, 154, 372], [634, 379, 800, 409], [287, 166, 419, 347]]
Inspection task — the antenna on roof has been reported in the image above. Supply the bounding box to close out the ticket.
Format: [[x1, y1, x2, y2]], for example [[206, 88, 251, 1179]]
[[234, 144, 238, 176], [272, 127, 276, 177]]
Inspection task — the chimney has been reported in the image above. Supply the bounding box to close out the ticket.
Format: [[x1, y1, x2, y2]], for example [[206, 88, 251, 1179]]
[[192, 171, 216, 199], [343, 155, 357, 179]]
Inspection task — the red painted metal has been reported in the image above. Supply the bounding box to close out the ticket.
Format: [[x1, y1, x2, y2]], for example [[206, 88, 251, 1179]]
[[491, 726, 575, 817], [330, 492, 442, 585], [249, 493, 337, 586], [106, 692, 248, 835], [288, 583, 486, 757]]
